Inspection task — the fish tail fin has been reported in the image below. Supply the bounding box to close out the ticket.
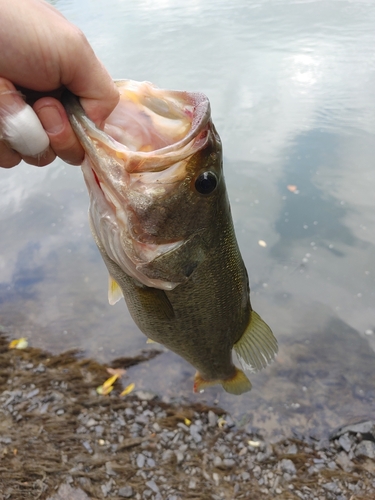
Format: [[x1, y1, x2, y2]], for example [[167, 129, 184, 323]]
[[193, 368, 252, 395], [234, 311, 278, 373], [108, 275, 123, 305]]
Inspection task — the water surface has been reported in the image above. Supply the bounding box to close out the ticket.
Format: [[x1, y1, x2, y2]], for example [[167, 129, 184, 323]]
[[1, 0, 374, 437]]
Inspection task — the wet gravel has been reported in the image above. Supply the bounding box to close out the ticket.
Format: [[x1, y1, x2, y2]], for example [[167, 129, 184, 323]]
[[0, 334, 375, 500]]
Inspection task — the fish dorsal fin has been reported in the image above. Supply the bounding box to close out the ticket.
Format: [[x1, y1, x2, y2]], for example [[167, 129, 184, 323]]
[[234, 311, 278, 373], [108, 275, 124, 305]]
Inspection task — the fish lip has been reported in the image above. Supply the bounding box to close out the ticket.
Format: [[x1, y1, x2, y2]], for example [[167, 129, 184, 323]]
[[63, 81, 211, 173]]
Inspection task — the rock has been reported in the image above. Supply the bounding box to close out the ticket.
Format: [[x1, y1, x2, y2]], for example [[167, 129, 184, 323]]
[[257, 444, 273, 463], [118, 486, 134, 498], [0, 437, 12, 444], [190, 424, 202, 443], [335, 451, 354, 472], [105, 462, 117, 476], [208, 411, 217, 427], [323, 482, 341, 494], [188, 479, 196, 489], [86, 418, 97, 427], [145, 480, 159, 493], [175, 450, 184, 464], [26, 388, 39, 399], [47, 484, 91, 500], [136, 454, 145, 468], [338, 433, 352, 453], [333, 421, 375, 438], [355, 440, 375, 459], [135, 391, 156, 401], [223, 458, 236, 468], [101, 479, 113, 496], [95, 425, 104, 435], [161, 450, 173, 462], [82, 441, 93, 454], [279, 459, 296, 475], [286, 444, 298, 455]]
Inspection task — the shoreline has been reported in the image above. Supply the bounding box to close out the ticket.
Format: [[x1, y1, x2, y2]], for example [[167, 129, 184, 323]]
[[0, 334, 374, 500]]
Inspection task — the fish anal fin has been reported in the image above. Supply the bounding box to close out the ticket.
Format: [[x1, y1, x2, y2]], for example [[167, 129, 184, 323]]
[[234, 311, 278, 373], [108, 275, 124, 305], [193, 368, 252, 396]]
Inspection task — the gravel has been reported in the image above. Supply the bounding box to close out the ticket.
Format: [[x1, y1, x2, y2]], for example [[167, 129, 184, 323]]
[[0, 334, 375, 500]]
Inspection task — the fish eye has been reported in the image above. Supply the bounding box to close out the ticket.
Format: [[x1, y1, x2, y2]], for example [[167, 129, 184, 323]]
[[194, 171, 218, 195]]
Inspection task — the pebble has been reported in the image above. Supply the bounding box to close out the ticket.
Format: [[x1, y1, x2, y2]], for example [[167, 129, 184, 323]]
[[175, 450, 184, 464], [338, 433, 352, 452], [335, 451, 354, 472], [118, 486, 134, 498], [26, 388, 39, 399], [136, 454, 146, 468], [223, 458, 235, 468], [323, 482, 341, 494], [190, 424, 202, 443], [145, 480, 159, 493], [82, 441, 93, 454], [355, 440, 375, 459], [279, 458, 297, 475], [135, 391, 155, 401], [208, 410, 217, 427]]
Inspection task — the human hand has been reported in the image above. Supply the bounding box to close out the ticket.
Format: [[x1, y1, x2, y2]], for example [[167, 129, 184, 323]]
[[0, 0, 119, 168]]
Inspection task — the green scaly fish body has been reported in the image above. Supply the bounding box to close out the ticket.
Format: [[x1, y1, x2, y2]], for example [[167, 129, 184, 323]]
[[63, 80, 277, 395]]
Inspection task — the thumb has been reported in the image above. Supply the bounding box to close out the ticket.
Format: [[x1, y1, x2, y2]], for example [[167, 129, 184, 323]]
[[62, 41, 119, 126]]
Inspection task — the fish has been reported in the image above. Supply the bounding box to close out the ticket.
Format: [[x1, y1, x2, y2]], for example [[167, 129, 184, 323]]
[[63, 80, 277, 395]]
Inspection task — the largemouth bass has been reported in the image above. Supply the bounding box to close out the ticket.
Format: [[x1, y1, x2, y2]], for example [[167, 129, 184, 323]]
[[63, 80, 277, 395]]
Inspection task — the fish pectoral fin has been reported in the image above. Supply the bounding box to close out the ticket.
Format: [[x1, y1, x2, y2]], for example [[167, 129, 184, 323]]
[[194, 369, 252, 395], [233, 311, 278, 373], [134, 283, 175, 321], [108, 275, 124, 305], [146, 338, 157, 344]]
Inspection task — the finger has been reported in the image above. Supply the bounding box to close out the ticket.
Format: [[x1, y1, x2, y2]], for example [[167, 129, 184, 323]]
[[33, 97, 84, 165], [21, 147, 56, 167], [61, 30, 119, 126], [0, 140, 22, 168], [0, 77, 50, 157]]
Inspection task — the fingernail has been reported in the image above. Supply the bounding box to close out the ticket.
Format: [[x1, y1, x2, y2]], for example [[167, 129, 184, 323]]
[[36, 105, 64, 134]]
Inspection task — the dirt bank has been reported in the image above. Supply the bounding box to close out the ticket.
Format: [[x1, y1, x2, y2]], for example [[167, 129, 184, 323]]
[[0, 334, 374, 500]]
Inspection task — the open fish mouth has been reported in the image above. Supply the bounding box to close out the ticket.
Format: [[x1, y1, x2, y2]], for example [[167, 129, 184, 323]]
[[66, 80, 211, 171], [64, 80, 213, 290]]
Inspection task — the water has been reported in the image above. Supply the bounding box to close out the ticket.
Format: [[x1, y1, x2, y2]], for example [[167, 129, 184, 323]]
[[1, 0, 374, 438]]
